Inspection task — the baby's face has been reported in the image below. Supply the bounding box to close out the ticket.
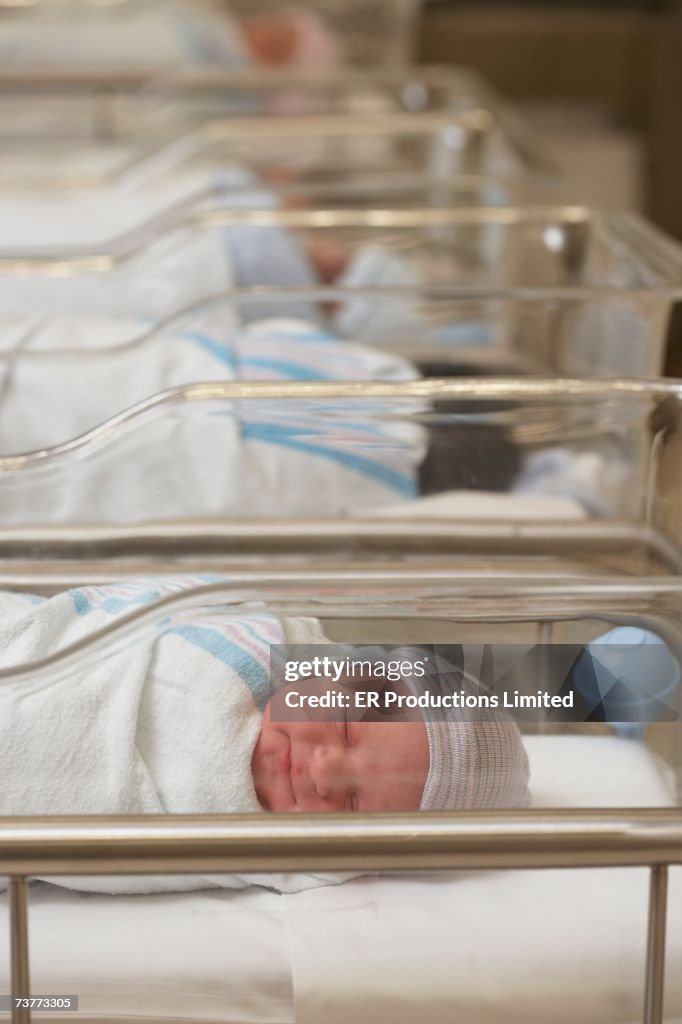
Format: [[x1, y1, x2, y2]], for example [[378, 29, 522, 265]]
[[243, 18, 299, 65], [243, 13, 338, 68], [252, 681, 429, 813]]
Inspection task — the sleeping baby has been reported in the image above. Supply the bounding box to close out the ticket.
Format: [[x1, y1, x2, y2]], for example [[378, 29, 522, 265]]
[[0, 577, 530, 895]]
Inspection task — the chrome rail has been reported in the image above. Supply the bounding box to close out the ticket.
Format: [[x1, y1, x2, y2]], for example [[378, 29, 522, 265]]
[[2, 809, 681, 1024]]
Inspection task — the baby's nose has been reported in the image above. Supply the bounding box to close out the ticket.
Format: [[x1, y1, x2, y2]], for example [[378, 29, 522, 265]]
[[308, 744, 351, 804]]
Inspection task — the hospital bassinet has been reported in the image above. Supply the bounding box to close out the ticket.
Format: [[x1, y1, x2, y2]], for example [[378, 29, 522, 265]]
[[0, 287, 678, 470], [0, 0, 422, 70], [0, 278, 670, 390], [0, 208, 678, 377], [0, 66, 505, 141], [0, 572, 680, 1024], [0, 379, 679, 580], [0, 110, 551, 207], [0, 117, 551, 254]]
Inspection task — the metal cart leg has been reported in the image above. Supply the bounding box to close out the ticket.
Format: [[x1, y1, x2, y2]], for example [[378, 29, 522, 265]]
[[644, 864, 668, 1024], [9, 878, 30, 1024]]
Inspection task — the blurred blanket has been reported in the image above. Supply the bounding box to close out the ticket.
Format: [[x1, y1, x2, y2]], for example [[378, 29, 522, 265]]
[[0, 317, 424, 525], [0, 211, 317, 321], [0, 314, 415, 454], [0, 2, 250, 68]]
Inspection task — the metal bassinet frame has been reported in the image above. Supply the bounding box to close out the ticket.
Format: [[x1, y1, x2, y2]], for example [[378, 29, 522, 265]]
[[2, 810, 681, 1024], [0, 568, 681, 1024]]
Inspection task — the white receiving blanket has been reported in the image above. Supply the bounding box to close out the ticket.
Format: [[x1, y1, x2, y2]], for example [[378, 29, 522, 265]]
[[0, 398, 424, 525], [0, 317, 424, 525], [0, 167, 264, 248], [0, 577, 337, 895], [334, 244, 434, 342], [0, 221, 237, 320], [0, 213, 323, 321], [0, 2, 250, 68], [0, 314, 416, 455]]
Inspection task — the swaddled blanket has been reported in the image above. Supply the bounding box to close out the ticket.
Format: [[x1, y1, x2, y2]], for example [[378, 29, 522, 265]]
[[0, 2, 250, 68], [0, 167, 262, 249], [0, 315, 416, 454], [0, 210, 316, 322], [0, 316, 424, 526], [0, 577, 337, 894]]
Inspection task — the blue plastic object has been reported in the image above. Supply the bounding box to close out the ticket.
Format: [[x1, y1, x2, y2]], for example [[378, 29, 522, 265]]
[[573, 627, 681, 738]]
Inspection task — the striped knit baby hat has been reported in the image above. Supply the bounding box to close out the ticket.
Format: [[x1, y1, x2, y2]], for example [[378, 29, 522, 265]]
[[398, 648, 531, 811]]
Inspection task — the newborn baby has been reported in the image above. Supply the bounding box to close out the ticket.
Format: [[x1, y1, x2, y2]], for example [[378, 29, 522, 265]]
[[254, 672, 529, 815], [0, 578, 529, 894]]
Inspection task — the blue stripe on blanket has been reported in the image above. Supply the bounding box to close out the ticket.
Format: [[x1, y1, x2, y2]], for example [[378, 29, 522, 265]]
[[239, 357, 335, 380], [168, 624, 272, 708], [70, 576, 224, 617], [246, 328, 339, 345], [184, 333, 338, 379], [71, 588, 167, 616], [241, 421, 416, 497], [71, 590, 92, 615], [183, 331, 237, 370]]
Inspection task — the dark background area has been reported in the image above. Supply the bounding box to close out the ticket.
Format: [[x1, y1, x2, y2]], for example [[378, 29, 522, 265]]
[[417, 0, 682, 373]]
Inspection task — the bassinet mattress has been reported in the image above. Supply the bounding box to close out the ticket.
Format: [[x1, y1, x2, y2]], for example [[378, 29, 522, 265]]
[[0, 735, 679, 1024]]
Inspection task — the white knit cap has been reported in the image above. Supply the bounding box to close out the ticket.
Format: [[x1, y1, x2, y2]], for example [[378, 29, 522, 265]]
[[398, 649, 531, 811]]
